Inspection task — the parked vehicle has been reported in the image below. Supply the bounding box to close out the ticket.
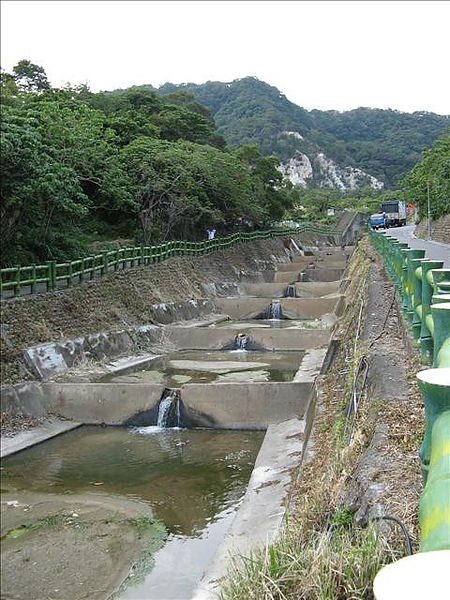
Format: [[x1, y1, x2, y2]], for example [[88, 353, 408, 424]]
[[380, 200, 407, 227], [370, 213, 387, 230]]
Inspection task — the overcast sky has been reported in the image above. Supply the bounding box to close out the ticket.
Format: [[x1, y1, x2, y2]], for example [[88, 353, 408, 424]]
[[1, 0, 449, 115]]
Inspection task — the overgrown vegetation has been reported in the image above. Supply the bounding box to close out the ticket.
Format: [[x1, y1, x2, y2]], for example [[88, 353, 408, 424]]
[[400, 134, 450, 220], [218, 523, 399, 600]]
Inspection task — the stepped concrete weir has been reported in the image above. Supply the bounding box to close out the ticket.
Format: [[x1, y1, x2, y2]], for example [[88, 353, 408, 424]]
[[162, 323, 333, 350], [1, 242, 353, 600], [38, 378, 316, 430], [212, 294, 345, 320], [242, 280, 342, 298]]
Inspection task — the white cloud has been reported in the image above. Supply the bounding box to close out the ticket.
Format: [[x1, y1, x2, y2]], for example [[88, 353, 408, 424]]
[[1, 0, 449, 114]]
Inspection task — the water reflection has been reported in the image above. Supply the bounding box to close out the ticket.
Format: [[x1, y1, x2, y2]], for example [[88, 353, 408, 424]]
[[1, 426, 264, 537], [2, 426, 264, 598]]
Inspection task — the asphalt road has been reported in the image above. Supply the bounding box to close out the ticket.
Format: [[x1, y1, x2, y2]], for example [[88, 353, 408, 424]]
[[382, 225, 450, 268]]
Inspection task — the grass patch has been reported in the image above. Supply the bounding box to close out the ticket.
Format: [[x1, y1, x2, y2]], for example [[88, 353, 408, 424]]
[[218, 521, 400, 600]]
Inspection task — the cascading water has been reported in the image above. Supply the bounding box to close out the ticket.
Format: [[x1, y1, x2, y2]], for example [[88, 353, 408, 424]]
[[234, 332, 249, 350], [157, 388, 181, 428], [267, 300, 282, 320], [284, 284, 298, 298], [298, 271, 308, 282]]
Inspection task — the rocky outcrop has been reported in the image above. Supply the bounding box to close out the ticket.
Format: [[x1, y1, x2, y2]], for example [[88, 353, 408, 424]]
[[278, 143, 385, 191]]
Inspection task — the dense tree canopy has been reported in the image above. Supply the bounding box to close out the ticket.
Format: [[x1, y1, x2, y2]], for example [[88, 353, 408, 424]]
[[400, 134, 450, 220], [0, 62, 298, 266]]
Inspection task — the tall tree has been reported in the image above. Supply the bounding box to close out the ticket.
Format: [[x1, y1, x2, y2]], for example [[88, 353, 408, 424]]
[[0, 106, 87, 264], [236, 145, 295, 226], [400, 134, 450, 220], [12, 59, 51, 94]]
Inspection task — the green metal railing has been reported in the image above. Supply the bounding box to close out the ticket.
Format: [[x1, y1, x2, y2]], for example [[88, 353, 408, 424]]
[[0, 224, 341, 300], [369, 228, 450, 559], [416, 380, 450, 552], [369, 230, 450, 368]]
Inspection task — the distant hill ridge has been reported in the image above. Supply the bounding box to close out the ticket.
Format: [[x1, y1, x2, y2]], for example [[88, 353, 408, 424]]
[[136, 76, 448, 191]]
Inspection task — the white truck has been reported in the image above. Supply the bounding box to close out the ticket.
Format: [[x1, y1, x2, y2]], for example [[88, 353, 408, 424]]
[[380, 200, 407, 227]]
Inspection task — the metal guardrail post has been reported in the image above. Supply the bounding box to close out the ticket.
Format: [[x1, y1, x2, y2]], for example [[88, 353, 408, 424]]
[[419, 406, 450, 552], [102, 252, 108, 275], [13, 266, 21, 297], [430, 303, 450, 368], [424, 272, 450, 354], [420, 261, 445, 365], [80, 259, 85, 283], [30, 265, 36, 294], [399, 248, 411, 312], [46, 261, 56, 290], [430, 269, 450, 296], [417, 368, 450, 556], [411, 258, 429, 346], [417, 368, 450, 483], [392, 241, 409, 299], [404, 249, 426, 324]]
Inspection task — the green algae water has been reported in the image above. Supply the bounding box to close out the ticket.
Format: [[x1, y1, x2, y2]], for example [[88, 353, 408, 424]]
[[1, 425, 264, 599], [107, 348, 306, 386]]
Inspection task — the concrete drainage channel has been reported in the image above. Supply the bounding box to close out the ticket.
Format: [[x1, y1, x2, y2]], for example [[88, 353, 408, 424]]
[[1, 245, 351, 600]]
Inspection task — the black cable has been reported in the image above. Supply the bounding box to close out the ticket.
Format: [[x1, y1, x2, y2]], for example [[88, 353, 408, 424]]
[[372, 515, 413, 556], [324, 513, 413, 558], [343, 355, 369, 442]]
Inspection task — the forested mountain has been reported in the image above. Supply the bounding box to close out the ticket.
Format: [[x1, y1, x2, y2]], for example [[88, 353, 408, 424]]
[[143, 77, 449, 190]]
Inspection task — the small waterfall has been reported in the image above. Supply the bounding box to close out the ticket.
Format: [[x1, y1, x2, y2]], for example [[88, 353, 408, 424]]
[[289, 238, 304, 256], [267, 300, 282, 320], [234, 332, 249, 350], [157, 388, 181, 428], [298, 271, 308, 282], [284, 284, 298, 298]]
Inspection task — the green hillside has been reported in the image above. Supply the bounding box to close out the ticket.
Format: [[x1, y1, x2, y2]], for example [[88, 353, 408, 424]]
[[149, 77, 449, 189]]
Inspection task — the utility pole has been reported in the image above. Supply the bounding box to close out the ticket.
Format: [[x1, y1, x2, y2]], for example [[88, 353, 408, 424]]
[[426, 180, 431, 241]]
